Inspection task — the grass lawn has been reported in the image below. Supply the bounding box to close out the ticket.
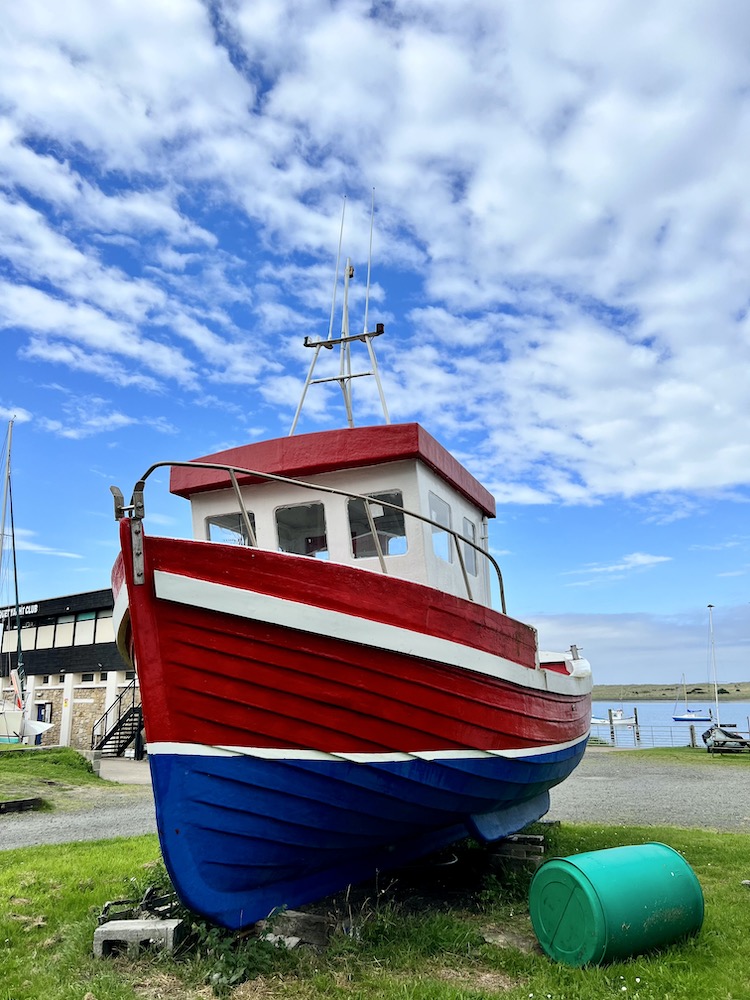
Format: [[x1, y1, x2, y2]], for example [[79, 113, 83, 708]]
[[0, 746, 101, 804], [0, 823, 748, 1000], [1, 748, 748, 999], [613, 744, 750, 766]]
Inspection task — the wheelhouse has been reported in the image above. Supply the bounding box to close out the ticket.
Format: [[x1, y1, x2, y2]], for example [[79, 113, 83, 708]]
[[169, 423, 498, 607]]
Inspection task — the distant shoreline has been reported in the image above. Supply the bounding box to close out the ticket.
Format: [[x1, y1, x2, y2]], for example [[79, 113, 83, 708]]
[[592, 681, 750, 702]]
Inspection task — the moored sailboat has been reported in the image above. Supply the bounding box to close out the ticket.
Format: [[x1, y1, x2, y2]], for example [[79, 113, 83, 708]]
[[672, 674, 711, 723]]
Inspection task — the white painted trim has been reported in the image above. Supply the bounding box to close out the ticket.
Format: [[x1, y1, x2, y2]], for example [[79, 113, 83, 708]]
[[113, 583, 129, 639], [154, 570, 591, 696], [148, 734, 588, 763], [59, 672, 76, 748]]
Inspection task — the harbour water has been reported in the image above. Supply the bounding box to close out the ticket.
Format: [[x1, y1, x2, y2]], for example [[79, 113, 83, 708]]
[[590, 700, 750, 748]]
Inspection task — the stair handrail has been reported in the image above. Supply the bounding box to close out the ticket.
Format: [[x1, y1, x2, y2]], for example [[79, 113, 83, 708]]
[[91, 677, 140, 750]]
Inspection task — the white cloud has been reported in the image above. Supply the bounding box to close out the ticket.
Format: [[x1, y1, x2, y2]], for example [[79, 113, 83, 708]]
[[0, 0, 749, 508], [35, 393, 177, 440], [0, 407, 32, 423], [12, 528, 81, 559], [568, 552, 673, 576]]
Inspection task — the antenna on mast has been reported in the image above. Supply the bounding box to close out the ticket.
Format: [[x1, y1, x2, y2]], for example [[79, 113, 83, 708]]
[[363, 188, 374, 338], [289, 192, 390, 435], [327, 197, 346, 342]]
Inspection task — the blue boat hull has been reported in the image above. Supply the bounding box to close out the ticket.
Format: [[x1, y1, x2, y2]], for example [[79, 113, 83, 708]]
[[149, 742, 586, 928]]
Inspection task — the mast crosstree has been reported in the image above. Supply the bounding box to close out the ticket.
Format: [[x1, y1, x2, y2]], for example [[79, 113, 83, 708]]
[[289, 194, 390, 435]]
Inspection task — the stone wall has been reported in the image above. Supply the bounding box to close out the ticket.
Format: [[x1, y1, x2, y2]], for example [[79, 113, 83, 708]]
[[69, 686, 108, 750], [36, 687, 64, 747]]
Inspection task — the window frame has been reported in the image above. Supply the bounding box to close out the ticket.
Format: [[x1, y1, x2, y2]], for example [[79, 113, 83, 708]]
[[348, 490, 408, 560], [275, 501, 329, 559], [428, 491, 453, 563]]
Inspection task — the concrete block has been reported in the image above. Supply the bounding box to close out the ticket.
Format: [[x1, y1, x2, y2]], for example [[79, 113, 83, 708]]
[[258, 910, 332, 950], [93, 918, 184, 958]]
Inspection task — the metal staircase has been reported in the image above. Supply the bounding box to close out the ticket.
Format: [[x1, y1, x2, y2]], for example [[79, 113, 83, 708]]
[[91, 678, 145, 758]]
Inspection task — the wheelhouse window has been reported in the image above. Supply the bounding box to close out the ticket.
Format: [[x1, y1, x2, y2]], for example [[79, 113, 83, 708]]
[[462, 518, 478, 576], [428, 492, 452, 563], [206, 512, 256, 546], [348, 491, 407, 558], [276, 502, 328, 559]]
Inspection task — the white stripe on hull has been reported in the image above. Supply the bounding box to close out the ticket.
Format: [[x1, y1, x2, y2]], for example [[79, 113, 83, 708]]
[[153, 569, 591, 697], [148, 735, 588, 762]]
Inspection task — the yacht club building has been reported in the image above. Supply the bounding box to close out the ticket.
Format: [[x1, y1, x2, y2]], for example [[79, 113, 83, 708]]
[[0, 588, 138, 752]]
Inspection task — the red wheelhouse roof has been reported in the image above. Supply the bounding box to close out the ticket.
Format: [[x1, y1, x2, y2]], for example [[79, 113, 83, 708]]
[[169, 423, 496, 517]]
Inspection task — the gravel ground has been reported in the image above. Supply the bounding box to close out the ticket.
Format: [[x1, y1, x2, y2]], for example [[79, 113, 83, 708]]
[[1, 748, 748, 852], [0, 783, 156, 851], [547, 747, 750, 832]]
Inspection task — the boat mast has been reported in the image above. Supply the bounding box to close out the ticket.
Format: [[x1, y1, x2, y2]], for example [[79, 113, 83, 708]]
[[0, 419, 25, 711], [708, 603, 720, 726], [289, 192, 390, 435], [0, 420, 11, 685], [0, 419, 13, 572]]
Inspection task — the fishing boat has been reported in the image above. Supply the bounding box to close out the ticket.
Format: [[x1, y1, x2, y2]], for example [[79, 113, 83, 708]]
[[110, 232, 592, 930], [672, 674, 711, 723], [0, 421, 53, 744]]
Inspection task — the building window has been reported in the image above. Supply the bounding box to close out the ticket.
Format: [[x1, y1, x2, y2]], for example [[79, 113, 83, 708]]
[[55, 614, 75, 647], [99, 672, 108, 681], [125, 670, 135, 681], [462, 518, 478, 576], [58, 674, 65, 683], [73, 611, 96, 646], [428, 492, 452, 563], [348, 491, 407, 558], [94, 618, 114, 643], [36, 616, 57, 650], [0, 622, 15, 654], [42, 675, 49, 685], [81, 672, 95, 683], [275, 503, 328, 559], [19, 619, 37, 652], [206, 511, 256, 546]]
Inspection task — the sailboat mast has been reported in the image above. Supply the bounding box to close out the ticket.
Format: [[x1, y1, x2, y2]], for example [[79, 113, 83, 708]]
[[0, 419, 13, 571], [0, 420, 25, 711], [9, 474, 24, 696], [708, 603, 720, 726]]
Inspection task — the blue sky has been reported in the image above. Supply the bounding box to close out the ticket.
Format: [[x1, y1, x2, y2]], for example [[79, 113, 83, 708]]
[[1, 0, 749, 685]]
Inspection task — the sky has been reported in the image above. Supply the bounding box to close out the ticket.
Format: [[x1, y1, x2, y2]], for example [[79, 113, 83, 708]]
[[1, 0, 749, 686]]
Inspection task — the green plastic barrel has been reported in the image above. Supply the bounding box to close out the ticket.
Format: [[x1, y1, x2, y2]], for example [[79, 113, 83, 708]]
[[529, 843, 704, 967]]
